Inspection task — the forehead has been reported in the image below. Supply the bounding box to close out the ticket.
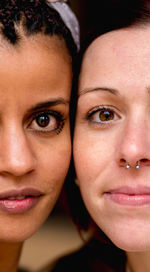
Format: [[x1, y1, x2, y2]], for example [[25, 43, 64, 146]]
[[0, 33, 72, 81], [0, 34, 72, 107], [79, 25, 150, 92], [0, 33, 71, 65]]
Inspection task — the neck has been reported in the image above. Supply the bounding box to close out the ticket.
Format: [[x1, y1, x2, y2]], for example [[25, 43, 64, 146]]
[[0, 242, 23, 272], [126, 251, 150, 272]]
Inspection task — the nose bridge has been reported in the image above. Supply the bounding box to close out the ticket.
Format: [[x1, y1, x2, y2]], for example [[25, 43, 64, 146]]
[[0, 124, 36, 176], [118, 117, 150, 164]]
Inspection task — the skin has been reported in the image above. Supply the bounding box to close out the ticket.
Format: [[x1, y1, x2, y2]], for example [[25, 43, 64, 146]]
[[0, 34, 72, 271], [74, 25, 150, 272]]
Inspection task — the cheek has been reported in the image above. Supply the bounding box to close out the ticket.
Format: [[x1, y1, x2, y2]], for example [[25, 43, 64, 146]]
[[37, 138, 71, 190], [73, 128, 116, 184], [5, 136, 72, 242], [27, 126, 72, 213], [3, 145, 71, 243]]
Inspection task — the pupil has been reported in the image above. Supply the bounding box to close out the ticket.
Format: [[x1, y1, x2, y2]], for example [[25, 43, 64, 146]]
[[99, 110, 114, 121], [36, 115, 50, 127]]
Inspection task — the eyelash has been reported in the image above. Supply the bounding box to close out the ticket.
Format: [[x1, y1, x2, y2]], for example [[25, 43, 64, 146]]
[[27, 110, 65, 135], [87, 106, 120, 126]]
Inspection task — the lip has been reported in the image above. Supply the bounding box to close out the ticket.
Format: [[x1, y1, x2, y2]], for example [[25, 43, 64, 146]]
[[0, 188, 43, 214], [105, 186, 150, 206]]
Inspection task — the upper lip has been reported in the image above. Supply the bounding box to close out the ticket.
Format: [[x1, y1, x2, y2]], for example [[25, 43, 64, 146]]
[[0, 188, 43, 199], [107, 186, 150, 195]]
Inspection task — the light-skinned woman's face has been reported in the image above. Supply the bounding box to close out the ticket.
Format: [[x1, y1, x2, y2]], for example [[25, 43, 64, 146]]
[[0, 34, 72, 242], [74, 25, 150, 251]]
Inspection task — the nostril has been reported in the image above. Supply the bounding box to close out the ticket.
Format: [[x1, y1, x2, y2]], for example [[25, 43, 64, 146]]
[[140, 158, 150, 167], [120, 159, 126, 167], [120, 159, 126, 163], [141, 158, 148, 162], [120, 158, 150, 168]]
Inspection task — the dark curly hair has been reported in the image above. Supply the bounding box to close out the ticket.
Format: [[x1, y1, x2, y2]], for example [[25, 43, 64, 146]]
[[0, 0, 77, 58]]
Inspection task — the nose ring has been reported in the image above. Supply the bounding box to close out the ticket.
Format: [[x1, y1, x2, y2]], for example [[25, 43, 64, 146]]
[[125, 162, 131, 169], [135, 160, 140, 170], [125, 160, 140, 170]]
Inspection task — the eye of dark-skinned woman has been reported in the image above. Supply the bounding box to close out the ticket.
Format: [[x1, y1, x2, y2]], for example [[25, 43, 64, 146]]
[[36, 115, 50, 127]]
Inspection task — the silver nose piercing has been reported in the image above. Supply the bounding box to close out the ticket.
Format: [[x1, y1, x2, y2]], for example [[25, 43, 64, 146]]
[[125, 161, 140, 170], [135, 160, 140, 170], [125, 162, 131, 169]]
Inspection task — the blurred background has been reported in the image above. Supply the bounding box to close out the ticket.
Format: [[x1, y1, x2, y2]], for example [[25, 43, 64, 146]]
[[70, 0, 110, 40], [70, 0, 131, 41]]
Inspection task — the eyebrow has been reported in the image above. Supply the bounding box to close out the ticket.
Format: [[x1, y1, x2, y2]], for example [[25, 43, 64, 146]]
[[27, 98, 69, 114], [79, 87, 119, 97]]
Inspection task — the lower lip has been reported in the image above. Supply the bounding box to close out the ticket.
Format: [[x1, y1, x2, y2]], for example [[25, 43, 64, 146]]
[[106, 193, 150, 206], [0, 197, 39, 214]]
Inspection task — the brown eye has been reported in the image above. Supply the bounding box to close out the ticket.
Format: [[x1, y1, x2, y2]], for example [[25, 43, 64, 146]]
[[36, 115, 50, 127], [99, 110, 114, 122], [28, 111, 65, 134], [88, 107, 119, 124]]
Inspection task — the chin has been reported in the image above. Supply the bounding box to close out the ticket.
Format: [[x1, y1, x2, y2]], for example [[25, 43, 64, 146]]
[[105, 229, 150, 252], [0, 211, 51, 243], [0, 224, 41, 243], [111, 239, 150, 252], [0, 232, 31, 243], [95, 213, 150, 252]]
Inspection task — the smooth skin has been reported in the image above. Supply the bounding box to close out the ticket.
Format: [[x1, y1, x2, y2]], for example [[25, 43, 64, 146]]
[[74, 25, 150, 272], [0, 34, 72, 272]]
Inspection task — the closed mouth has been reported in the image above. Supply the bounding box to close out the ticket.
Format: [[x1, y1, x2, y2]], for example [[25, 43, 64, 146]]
[[0, 188, 43, 213]]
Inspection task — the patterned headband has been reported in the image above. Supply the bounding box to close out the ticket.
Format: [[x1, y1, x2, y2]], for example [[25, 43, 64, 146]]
[[46, 0, 80, 51]]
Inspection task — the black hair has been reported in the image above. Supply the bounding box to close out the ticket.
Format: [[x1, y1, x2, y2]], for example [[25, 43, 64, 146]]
[[0, 0, 77, 58], [81, 0, 150, 54]]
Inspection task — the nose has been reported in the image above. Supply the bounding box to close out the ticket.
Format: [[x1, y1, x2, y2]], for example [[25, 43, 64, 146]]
[[117, 120, 150, 169], [0, 126, 36, 177]]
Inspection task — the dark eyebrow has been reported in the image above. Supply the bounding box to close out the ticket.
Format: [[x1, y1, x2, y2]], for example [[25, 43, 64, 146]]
[[27, 98, 69, 114], [79, 87, 119, 97]]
